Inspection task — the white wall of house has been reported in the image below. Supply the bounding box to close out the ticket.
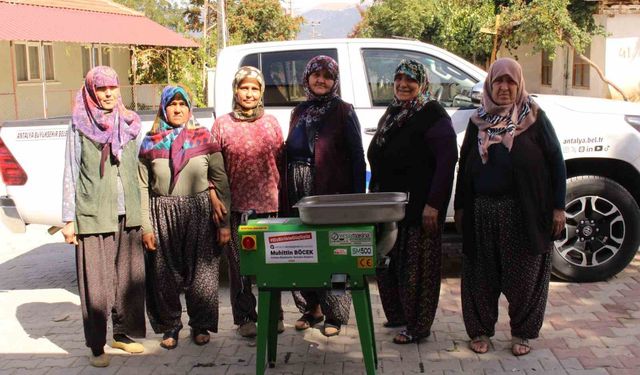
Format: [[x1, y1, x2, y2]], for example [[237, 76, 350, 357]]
[[602, 13, 640, 101], [0, 42, 131, 121], [499, 12, 640, 102]]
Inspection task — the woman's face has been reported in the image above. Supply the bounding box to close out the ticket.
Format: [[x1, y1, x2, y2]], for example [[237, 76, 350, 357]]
[[308, 69, 335, 96], [393, 74, 420, 101], [165, 97, 190, 126], [491, 74, 518, 105], [95, 86, 119, 111], [235, 78, 262, 110]]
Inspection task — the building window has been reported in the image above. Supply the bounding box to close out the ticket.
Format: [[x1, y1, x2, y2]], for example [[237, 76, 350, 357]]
[[82, 46, 112, 77], [14, 42, 55, 82], [541, 50, 552, 86], [572, 46, 590, 88]]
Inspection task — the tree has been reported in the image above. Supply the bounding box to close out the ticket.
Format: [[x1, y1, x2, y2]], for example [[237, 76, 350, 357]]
[[353, 0, 625, 99], [350, 0, 495, 66], [498, 0, 626, 100]]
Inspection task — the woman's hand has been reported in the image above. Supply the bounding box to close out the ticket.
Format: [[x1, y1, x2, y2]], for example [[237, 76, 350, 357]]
[[422, 205, 439, 234], [217, 228, 231, 246], [454, 209, 463, 235], [142, 232, 157, 251], [61, 222, 77, 245], [552, 209, 566, 238], [209, 189, 227, 226]]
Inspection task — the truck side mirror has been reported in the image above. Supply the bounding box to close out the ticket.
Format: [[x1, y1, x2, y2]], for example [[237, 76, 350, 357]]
[[470, 81, 484, 107]]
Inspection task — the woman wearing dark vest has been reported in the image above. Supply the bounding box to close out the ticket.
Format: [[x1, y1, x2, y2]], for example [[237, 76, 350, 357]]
[[285, 55, 366, 337], [61, 66, 145, 367], [368, 59, 458, 344], [139, 85, 231, 350], [455, 58, 566, 356]]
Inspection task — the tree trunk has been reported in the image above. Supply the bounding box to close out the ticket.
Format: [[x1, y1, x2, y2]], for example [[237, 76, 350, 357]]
[[565, 39, 629, 101]]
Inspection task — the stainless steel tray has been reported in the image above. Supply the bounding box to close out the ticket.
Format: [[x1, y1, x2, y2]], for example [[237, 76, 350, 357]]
[[293, 192, 408, 225]]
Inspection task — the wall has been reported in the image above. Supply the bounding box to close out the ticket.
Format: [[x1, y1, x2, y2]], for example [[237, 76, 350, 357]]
[[1, 42, 132, 121], [499, 12, 640, 102], [602, 13, 640, 101]]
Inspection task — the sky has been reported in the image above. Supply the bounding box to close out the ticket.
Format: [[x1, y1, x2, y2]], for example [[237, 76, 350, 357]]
[[283, 0, 371, 15]]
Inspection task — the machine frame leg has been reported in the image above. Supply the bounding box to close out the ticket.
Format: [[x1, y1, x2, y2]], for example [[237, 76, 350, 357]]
[[267, 291, 281, 365], [256, 290, 273, 374], [352, 285, 377, 375]]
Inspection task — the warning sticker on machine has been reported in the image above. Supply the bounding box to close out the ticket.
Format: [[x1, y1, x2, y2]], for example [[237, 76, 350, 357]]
[[328, 231, 373, 246], [264, 231, 318, 264]]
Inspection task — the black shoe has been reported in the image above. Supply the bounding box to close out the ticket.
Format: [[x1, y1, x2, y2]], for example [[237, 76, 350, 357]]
[[160, 325, 182, 350]]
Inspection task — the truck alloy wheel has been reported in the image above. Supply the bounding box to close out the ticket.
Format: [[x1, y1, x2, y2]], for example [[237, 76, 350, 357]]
[[552, 176, 640, 282]]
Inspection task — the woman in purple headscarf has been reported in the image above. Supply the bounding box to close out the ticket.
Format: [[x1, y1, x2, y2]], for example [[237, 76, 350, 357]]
[[139, 85, 230, 350], [285, 55, 366, 337], [454, 58, 566, 356], [61, 66, 145, 367]]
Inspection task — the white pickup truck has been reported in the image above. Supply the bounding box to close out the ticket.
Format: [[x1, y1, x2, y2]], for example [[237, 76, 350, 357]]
[[2, 38, 640, 282]]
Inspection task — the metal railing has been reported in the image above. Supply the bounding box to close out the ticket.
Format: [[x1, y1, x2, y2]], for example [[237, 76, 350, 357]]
[[0, 84, 165, 122]]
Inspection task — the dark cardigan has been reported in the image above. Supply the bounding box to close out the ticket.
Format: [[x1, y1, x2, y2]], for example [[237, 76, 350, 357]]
[[367, 101, 458, 226], [454, 109, 567, 255], [281, 98, 366, 213]]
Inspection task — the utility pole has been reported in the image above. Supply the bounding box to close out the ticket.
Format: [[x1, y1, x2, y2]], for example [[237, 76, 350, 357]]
[[310, 21, 321, 39], [217, 0, 228, 49]]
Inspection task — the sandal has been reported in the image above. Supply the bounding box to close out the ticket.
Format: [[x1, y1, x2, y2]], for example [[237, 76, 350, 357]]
[[192, 327, 210, 346], [322, 321, 341, 337], [294, 313, 324, 331], [383, 320, 406, 328], [160, 325, 182, 350], [392, 329, 423, 345], [469, 335, 491, 354], [511, 336, 531, 356]]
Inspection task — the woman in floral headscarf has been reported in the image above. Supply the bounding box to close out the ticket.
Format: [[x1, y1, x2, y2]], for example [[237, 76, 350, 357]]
[[286, 55, 366, 337], [210, 66, 285, 338], [139, 85, 230, 349], [368, 59, 458, 344], [454, 58, 566, 356], [62, 66, 145, 367]]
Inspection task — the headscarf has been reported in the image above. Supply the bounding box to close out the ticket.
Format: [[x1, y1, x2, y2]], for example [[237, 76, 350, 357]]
[[139, 85, 218, 192], [293, 55, 340, 131], [71, 66, 141, 177], [374, 59, 430, 147], [471, 57, 539, 164], [232, 66, 265, 121]]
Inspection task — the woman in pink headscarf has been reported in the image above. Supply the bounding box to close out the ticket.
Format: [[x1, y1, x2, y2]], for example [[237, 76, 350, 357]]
[[61, 66, 145, 367], [454, 58, 566, 356]]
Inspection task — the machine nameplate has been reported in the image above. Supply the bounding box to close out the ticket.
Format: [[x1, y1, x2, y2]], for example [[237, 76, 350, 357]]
[[328, 231, 373, 246], [351, 246, 373, 256], [333, 248, 348, 255], [264, 231, 318, 264], [357, 257, 374, 268]]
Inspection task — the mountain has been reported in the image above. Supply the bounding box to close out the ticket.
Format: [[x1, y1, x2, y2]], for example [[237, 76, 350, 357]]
[[297, 5, 361, 40]]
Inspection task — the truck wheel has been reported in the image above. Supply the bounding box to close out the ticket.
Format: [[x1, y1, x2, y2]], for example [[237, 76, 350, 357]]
[[552, 176, 640, 282]]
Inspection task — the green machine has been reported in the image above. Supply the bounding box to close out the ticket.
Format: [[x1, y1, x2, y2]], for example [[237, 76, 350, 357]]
[[239, 193, 408, 375]]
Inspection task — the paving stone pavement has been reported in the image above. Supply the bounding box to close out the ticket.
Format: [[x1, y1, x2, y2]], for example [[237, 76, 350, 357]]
[[1, 224, 639, 374]]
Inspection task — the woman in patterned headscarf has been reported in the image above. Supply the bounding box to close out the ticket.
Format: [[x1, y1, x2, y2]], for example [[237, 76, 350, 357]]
[[368, 59, 458, 344], [454, 58, 566, 356], [210, 66, 285, 338], [61, 66, 145, 367], [285, 55, 366, 337], [139, 85, 231, 350]]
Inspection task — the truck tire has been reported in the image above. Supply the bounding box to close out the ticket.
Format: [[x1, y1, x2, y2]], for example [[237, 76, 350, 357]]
[[552, 176, 640, 282]]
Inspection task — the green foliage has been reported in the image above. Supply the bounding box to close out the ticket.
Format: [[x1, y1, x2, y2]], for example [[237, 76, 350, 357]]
[[227, 0, 303, 44], [354, 0, 602, 66], [497, 0, 602, 58], [113, 0, 301, 105], [353, 0, 494, 65]]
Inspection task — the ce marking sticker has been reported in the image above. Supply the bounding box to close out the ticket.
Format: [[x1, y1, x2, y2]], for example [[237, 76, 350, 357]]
[[357, 257, 374, 269]]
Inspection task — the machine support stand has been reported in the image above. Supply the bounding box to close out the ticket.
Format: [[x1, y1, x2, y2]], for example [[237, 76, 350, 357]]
[[256, 290, 280, 373], [351, 282, 378, 374]]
